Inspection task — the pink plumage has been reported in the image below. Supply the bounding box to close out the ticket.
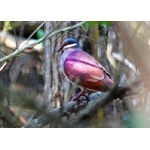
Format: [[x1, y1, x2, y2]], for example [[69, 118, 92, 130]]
[[58, 38, 114, 92]]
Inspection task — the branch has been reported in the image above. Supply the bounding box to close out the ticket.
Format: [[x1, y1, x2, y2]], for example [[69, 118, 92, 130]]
[[37, 21, 62, 45], [66, 31, 105, 46], [9, 22, 18, 49], [72, 85, 131, 124], [0, 61, 9, 73], [20, 21, 46, 49], [23, 84, 132, 128], [43, 22, 52, 106], [0, 21, 86, 63], [112, 52, 138, 74]]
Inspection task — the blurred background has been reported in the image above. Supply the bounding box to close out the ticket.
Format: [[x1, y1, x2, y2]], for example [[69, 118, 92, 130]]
[[0, 21, 150, 128]]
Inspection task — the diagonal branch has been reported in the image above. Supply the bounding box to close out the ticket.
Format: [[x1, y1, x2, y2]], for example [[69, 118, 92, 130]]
[[19, 21, 46, 49], [23, 84, 132, 128], [0, 21, 86, 63], [37, 21, 62, 45], [9, 22, 18, 49], [0, 61, 9, 73], [66, 31, 105, 46]]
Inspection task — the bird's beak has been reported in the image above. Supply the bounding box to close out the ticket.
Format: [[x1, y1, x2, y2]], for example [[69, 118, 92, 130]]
[[57, 43, 66, 53], [57, 47, 63, 53], [57, 48, 62, 53]]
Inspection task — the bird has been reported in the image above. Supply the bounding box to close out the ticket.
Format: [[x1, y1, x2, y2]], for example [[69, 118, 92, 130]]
[[57, 38, 114, 101]]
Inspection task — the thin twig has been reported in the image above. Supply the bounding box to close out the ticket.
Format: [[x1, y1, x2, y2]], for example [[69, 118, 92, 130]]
[[10, 22, 18, 49], [19, 21, 46, 49], [105, 29, 115, 79], [0, 61, 8, 73], [136, 35, 150, 47], [112, 52, 138, 74], [0, 49, 7, 56], [43, 33, 63, 49], [0, 21, 86, 63], [0, 22, 43, 30], [66, 31, 105, 46], [35, 21, 62, 46]]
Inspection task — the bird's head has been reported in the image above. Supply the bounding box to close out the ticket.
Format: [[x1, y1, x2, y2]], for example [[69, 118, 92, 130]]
[[57, 38, 80, 53]]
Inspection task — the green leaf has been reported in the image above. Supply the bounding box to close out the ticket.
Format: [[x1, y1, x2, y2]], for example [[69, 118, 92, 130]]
[[36, 29, 45, 46], [100, 21, 112, 27], [82, 21, 112, 31]]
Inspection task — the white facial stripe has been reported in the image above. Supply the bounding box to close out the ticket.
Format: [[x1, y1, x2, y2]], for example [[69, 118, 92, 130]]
[[63, 43, 77, 50]]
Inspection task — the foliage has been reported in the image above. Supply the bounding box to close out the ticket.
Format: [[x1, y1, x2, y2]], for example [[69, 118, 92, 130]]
[[36, 29, 45, 46], [83, 21, 112, 30]]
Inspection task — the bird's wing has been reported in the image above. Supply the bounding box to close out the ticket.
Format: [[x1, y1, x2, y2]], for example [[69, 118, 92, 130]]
[[64, 49, 111, 83], [95, 60, 112, 79], [78, 49, 112, 80], [85, 64, 105, 82]]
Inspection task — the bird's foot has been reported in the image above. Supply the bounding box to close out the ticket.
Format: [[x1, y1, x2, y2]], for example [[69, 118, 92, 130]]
[[70, 91, 85, 102], [78, 94, 89, 103], [73, 93, 89, 111], [70, 91, 89, 104]]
